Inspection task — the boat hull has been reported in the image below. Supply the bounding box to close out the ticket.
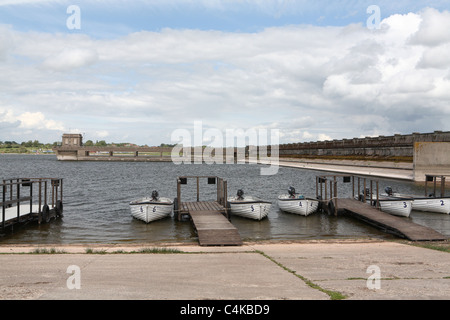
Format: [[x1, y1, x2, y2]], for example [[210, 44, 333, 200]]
[[377, 199, 412, 217], [129, 198, 173, 223], [393, 194, 450, 214], [227, 198, 271, 220], [277, 196, 319, 216]]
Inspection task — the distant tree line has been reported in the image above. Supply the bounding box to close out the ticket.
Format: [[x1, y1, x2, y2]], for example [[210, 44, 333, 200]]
[[0, 139, 177, 152], [0, 140, 58, 153], [0, 140, 58, 149]]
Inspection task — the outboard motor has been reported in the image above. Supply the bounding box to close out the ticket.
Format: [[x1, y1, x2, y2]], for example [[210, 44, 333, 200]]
[[236, 189, 244, 200], [151, 190, 159, 201], [385, 186, 393, 196], [288, 186, 296, 198], [364, 188, 371, 197]]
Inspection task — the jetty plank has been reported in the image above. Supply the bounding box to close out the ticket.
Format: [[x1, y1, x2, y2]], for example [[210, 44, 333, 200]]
[[339, 198, 447, 241], [183, 202, 242, 246]]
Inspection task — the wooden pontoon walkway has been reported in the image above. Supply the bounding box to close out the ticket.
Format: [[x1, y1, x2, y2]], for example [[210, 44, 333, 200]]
[[175, 176, 242, 246], [182, 201, 242, 246], [339, 198, 447, 241]]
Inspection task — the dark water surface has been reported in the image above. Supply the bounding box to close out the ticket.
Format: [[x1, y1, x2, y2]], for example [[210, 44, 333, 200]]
[[1, 154, 449, 244]]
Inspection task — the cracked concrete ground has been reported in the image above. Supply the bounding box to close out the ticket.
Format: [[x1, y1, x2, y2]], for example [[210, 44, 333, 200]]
[[0, 240, 448, 300]]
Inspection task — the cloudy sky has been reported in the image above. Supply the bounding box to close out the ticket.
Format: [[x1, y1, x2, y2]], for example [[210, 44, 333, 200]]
[[1, 0, 450, 146]]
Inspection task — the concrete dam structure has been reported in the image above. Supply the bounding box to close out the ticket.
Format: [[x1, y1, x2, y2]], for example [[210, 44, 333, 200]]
[[53, 131, 450, 182]]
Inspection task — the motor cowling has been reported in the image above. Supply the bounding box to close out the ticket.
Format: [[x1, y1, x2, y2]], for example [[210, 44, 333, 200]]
[[151, 190, 159, 200], [236, 189, 244, 200], [288, 186, 296, 198], [385, 186, 393, 196]]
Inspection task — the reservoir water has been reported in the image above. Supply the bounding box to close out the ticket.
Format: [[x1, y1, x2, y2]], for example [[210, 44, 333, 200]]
[[1, 154, 449, 244]]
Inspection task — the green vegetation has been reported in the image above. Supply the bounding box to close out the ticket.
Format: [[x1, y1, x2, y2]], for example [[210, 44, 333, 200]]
[[85, 247, 183, 254], [32, 248, 67, 254], [256, 250, 347, 300], [0, 140, 57, 154], [408, 241, 450, 253]]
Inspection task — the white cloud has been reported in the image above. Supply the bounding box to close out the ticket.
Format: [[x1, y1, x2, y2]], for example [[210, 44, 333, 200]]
[[0, 108, 65, 131], [1, 8, 450, 144], [95, 130, 109, 138], [42, 48, 98, 72], [408, 7, 450, 46]]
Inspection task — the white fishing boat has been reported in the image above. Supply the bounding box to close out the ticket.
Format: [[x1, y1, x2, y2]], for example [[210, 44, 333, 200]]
[[277, 187, 319, 216], [129, 190, 173, 223], [227, 189, 271, 220], [358, 188, 413, 217], [384, 187, 450, 214]]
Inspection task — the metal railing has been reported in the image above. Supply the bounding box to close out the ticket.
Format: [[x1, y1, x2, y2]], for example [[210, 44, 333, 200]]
[[1, 177, 63, 229]]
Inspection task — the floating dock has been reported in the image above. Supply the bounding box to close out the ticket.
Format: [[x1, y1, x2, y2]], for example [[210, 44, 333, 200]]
[[316, 174, 447, 241], [1, 178, 63, 231], [175, 176, 242, 246]]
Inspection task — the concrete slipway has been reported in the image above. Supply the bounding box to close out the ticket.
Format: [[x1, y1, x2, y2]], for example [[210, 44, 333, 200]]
[[0, 240, 448, 301]]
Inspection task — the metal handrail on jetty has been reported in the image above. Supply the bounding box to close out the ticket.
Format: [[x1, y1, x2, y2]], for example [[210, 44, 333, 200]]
[[1, 177, 64, 230], [175, 176, 228, 221], [174, 176, 242, 246], [315, 174, 381, 215], [315, 174, 446, 241], [424, 174, 449, 198]]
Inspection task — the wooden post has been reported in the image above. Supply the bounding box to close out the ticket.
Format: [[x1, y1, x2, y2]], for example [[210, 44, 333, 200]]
[[44, 180, 47, 206], [333, 176, 337, 216], [177, 179, 181, 220], [329, 180, 332, 201], [224, 180, 228, 219], [60, 179, 63, 203], [29, 182, 33, 218], [433, 176, 437, 197], [376, 180, 379, 209], [358, 177, 361, 201], [315, 176, 318, 199], [363, 178, 366, 203], [2, 183, 6, 229], [441, 176, 445, 197], [39, 181, 42, 213], [196, 177, 199, 202], [319, 177, 323, 200], [17, 180, 20, 221], [352, 176, 355, 199]]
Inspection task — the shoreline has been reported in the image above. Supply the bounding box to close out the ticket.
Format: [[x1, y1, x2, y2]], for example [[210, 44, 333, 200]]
[[0, 237, 447, 254]]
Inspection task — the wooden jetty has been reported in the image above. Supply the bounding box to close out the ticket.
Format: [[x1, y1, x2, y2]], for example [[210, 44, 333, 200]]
[[338, 198, 446, 241], [1, 178, 63, 231], [175, 176, 242, 246], [316, 174, 447, 241]]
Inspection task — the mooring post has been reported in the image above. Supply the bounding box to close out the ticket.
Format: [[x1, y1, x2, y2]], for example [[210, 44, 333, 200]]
[[17, 180, 20, 221], [196, 177, 200, 202], [376, 180, 379, 209], [352, 176, 355, 199], [224, 179, 228, 219], [38, 180, 42, 213], [29, 182, 33, 219], [2, 183, 6, 229], [333, 176, 337, 216]]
